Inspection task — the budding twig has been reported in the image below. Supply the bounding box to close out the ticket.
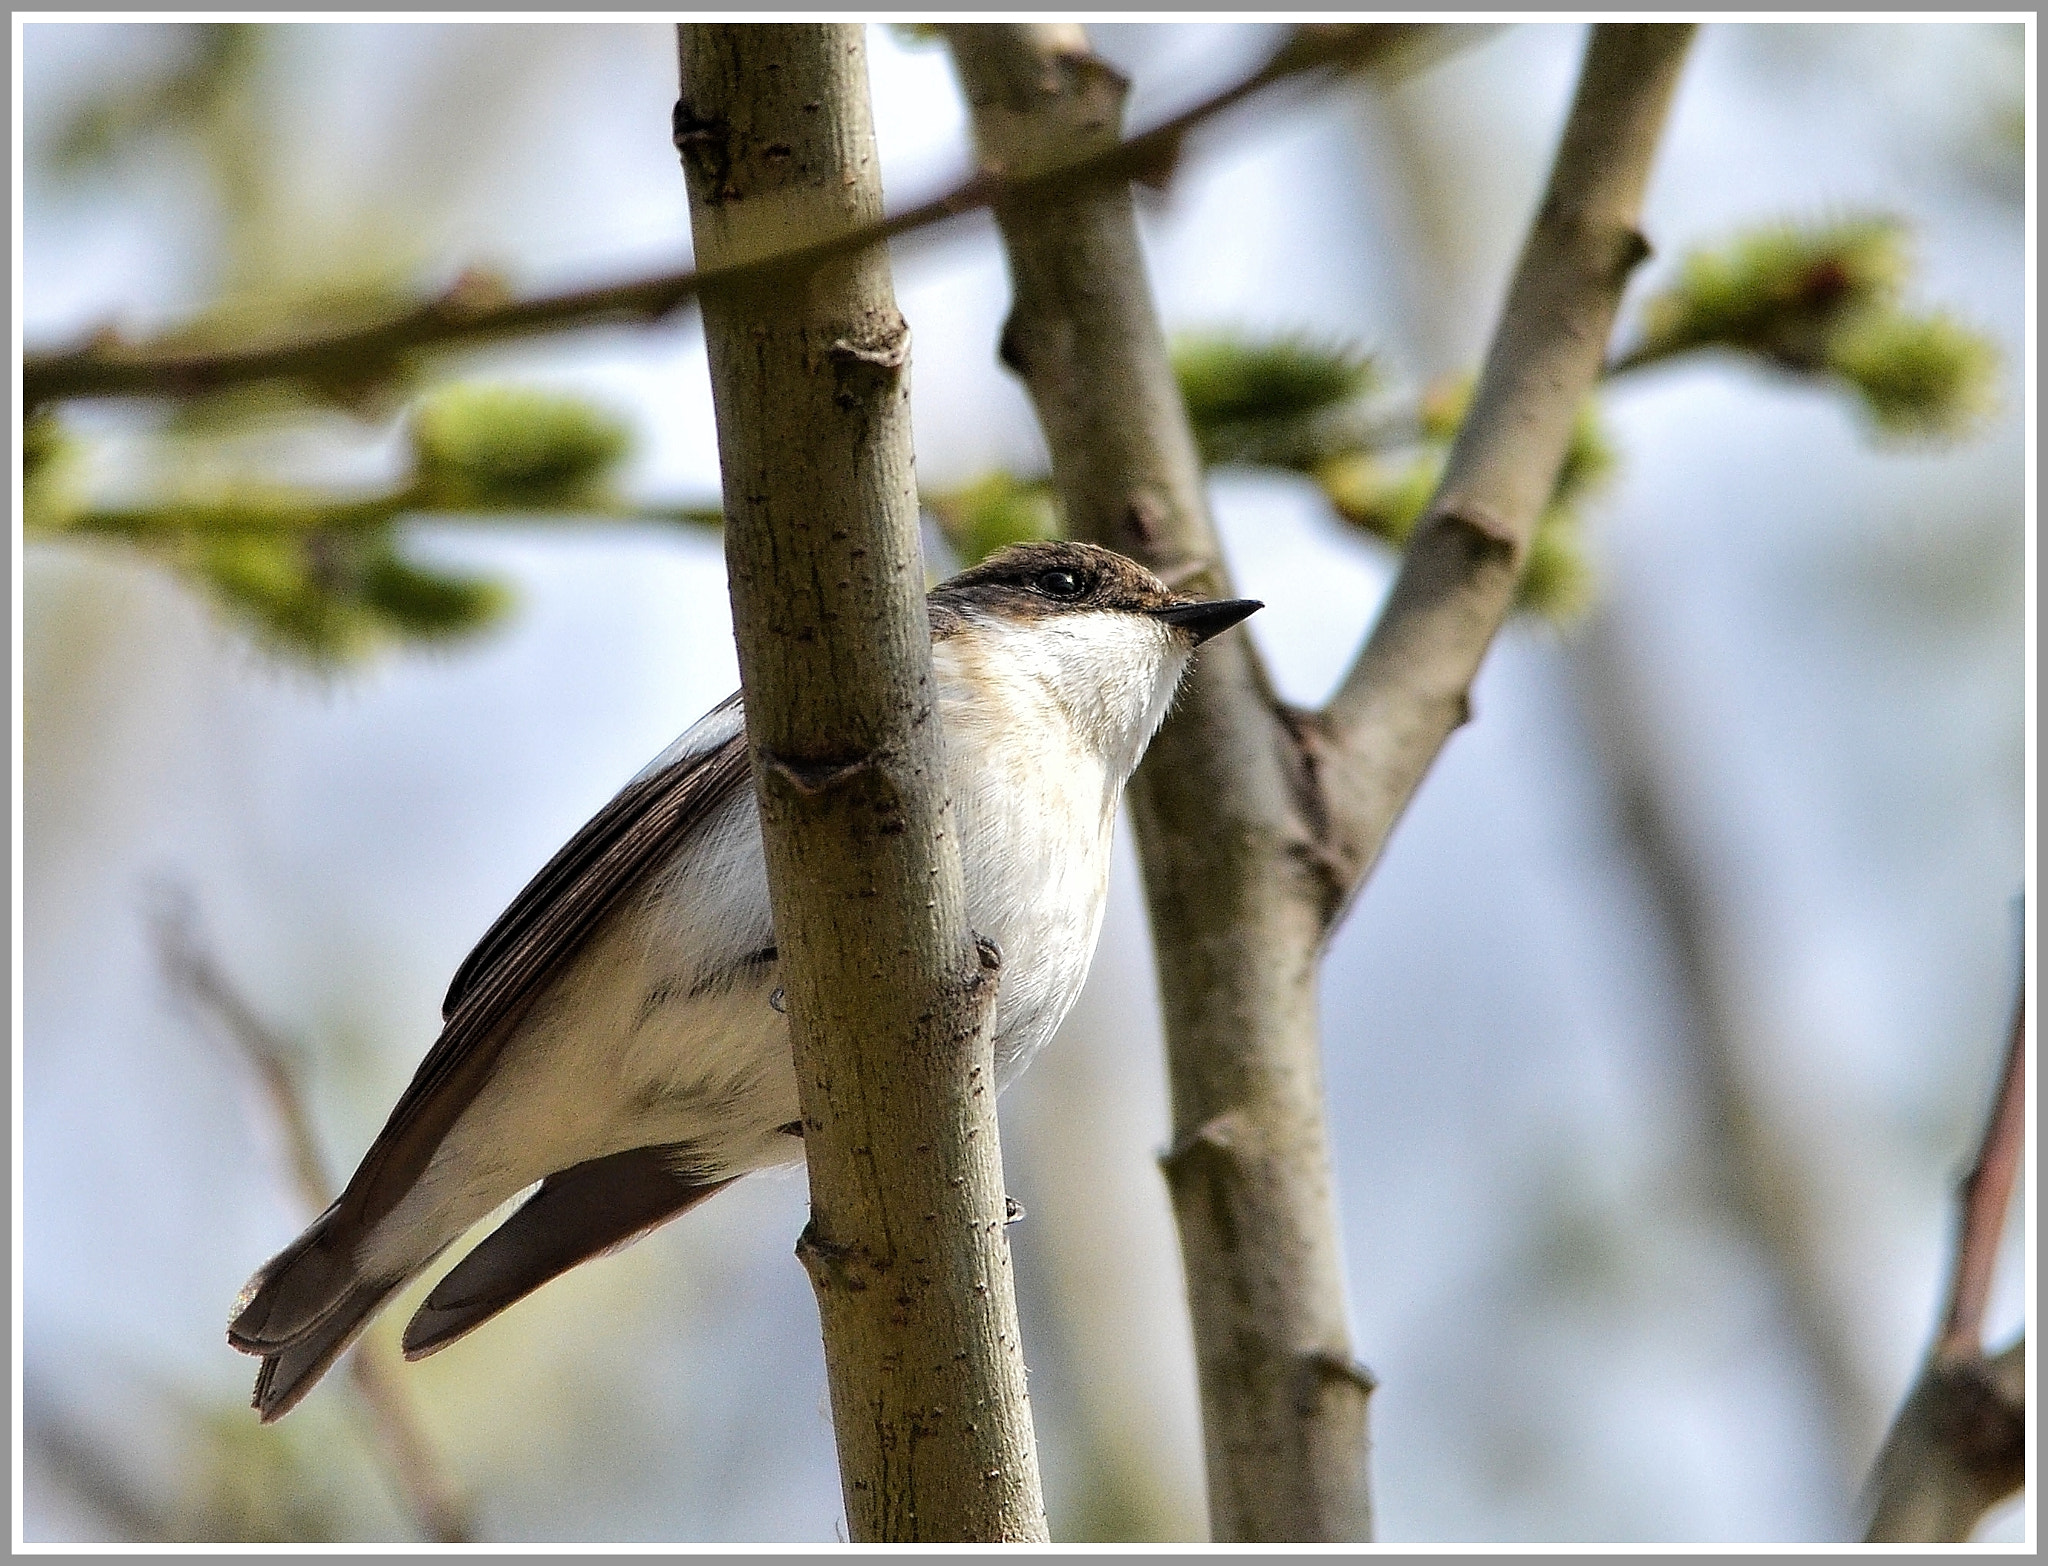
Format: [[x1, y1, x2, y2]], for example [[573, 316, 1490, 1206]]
[[25, 24, 1435, 412]]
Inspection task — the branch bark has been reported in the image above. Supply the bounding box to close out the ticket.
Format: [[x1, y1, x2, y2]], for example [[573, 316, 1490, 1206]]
[[945, 22, 1376, 1542], [26, 25, 1434, 413], [675, 25, 1045, 1542], [1863, 984, 2027, 1541], [947, 22, 1693, 1542], [1317, 25, 1694, 898]]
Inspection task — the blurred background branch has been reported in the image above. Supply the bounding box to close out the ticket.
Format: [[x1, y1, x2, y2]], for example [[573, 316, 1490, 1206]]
[[149, 889, 475, 1544], [20, 18, 2025, 1545], [21, 23, 1452, 414], [1568, 612, 1884, 1469]]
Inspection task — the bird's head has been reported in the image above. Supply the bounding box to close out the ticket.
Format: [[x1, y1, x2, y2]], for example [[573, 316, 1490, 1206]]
[[928, 540, 1261, 778]]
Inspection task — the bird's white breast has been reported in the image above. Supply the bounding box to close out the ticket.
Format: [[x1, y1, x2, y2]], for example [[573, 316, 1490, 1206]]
[[932, 608, 1187, 1084]]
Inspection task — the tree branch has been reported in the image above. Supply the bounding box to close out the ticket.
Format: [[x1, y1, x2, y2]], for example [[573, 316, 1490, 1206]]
[[945, 22, 1373, 1541], [1939, 986, 2026, 1359], [36, 497, 722, 544], [676, 24, 1044, 1542], [1863, 979, 2027, 1541], [25, 24, 1437, 413], [950, 22, 1694, 1542], [148, 891, 474, 1544], [1569, 611, 1882, 1476], [1316, 25, 1695, 916]]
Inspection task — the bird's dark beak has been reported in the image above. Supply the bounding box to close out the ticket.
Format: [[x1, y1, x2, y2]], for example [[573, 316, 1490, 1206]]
[[1150, 597, 1263, 644]]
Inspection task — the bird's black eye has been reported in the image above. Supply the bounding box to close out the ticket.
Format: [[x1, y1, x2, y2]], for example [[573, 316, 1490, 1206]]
[[1034, 568, 1087, 600]]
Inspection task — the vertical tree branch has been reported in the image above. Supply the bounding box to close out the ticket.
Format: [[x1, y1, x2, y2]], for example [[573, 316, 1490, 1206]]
[[943, 22, 1382, 1542], [675, 24, 1046, 1543], [1863, 982, 2027, 1541], [948, 22, 1693, 1542]]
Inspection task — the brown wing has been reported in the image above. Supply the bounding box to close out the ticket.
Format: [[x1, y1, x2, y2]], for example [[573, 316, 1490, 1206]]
[[442, 691, 744, 1017], [399, 1146, 734, 1361], [335, 709, 753, 1238]]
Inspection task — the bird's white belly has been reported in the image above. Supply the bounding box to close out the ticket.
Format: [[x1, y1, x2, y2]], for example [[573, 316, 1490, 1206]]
[[951, 736, 1114, 1089]]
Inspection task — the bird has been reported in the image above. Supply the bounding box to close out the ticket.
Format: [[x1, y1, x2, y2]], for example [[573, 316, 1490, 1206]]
[[226, 538, 1261, 1421]]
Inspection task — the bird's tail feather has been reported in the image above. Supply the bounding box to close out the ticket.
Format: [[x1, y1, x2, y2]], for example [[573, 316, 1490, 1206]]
[[247, 1274, 407, 1423], [228, 1201, 358, 1353], [228, 1203, 422, 1423]]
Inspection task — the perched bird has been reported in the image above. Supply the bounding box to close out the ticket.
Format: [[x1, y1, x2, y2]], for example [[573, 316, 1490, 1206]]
[[227, 539, 1260, 1421]]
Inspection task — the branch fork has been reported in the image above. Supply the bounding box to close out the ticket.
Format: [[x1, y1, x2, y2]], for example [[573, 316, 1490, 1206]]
[[947, 21, 1695, 1540]]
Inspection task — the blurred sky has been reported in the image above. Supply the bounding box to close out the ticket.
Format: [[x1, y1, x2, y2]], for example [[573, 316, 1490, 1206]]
[[17, 19, 2031, 1545]]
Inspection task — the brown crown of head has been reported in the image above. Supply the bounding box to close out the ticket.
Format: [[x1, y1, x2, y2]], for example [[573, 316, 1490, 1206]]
[[929, 540, 1261, 643]]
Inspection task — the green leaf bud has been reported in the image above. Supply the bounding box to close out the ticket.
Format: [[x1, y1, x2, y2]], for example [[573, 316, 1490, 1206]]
[[925, 471, 1062, 566], [1174, 333, 1377, 469], [1624, 216, 1909, 372], [358, 548, 512, 641], [409, 383, 631, 510], [1517, 515, 1594, 621], [1316, 450, 1439, 547], [22, 413, 83, 536], [1826, 310, 2000, 438], [189, 528, 508, 663]]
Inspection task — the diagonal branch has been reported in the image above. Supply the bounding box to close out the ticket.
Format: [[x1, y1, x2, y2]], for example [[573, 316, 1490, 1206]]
[[1938, 986, 2026, 1359], [24, 24, 1439, 413], [1863, 976, 2027, 1542], [148, 891, 474, 1545], [1313, 25, 1695, 923], [1569, 612, 1883, 1472]]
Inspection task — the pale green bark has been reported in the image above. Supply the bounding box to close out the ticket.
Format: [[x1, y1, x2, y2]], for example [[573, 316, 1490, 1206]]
[[944, 23, 1374, 1541], [676, 23, 1046, 1543]]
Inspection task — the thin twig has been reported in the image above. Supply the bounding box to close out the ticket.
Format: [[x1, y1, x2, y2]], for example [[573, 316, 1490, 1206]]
[[1938, 987, 2026, 1359], [24, 24, 1434, 411], [148, 890, 475, 1544], [36, 498, 723, 545], [1862, 963, 2028, 1541]]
